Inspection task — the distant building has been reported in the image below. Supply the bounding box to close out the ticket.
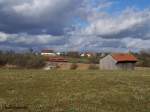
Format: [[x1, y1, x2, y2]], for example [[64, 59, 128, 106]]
[[100, 53, 137, 70], [48, 56, 68, 63], [43, 57, 68, 70], [44, 62, 57, 70], [41, 49, 57, 56], [81, 52, 97, 58], [56, 52, 61, 56]]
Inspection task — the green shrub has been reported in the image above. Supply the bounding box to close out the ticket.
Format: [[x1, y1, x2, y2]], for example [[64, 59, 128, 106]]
[[70, 63, 78, 70], [88, 57, 99, 64], [0, 51, 46, 69], [88, 64, 99, 70], [134, 50, 150, 67]]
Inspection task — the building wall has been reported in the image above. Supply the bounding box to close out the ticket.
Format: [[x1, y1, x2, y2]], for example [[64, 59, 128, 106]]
[[117, 62, 135, 70], [100, 55, 118, 70], [41, 53, 57, 56]]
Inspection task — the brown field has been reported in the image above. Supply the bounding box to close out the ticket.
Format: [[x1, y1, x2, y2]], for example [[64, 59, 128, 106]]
[[55, 63, 98, 70]]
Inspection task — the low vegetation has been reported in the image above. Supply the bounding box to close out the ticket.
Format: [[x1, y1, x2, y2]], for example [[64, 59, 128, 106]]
[[88, 64, 99, 70], [66, 50, 150, 67], [0, 51, 46, 69], [1, 50, 150, 69], [0, 69, 149, 112], [134, 50, 150, 67], [70, 63, 78, 70]]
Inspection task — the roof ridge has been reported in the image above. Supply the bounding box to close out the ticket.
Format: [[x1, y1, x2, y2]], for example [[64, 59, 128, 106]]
[[111, 53, 137, 62]]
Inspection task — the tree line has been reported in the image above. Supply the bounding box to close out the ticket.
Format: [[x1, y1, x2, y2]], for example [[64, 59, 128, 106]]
[[0, 50, 150, 69], [0, 51, 46, 69], [134, 50, 150, 67]]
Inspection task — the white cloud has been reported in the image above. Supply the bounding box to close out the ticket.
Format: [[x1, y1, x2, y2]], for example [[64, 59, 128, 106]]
[[0, 32, 9, 42], [79, 8, 150, 36], [63, 8, 150, 51], [0, 0, 82, 34], [0, 0, 150, 52], [12, 0, 72, 18], [0, 31, 150, 52], [122, 37, 150, 49], [0, 32, 64, 45], [0, 32, 13, 42]]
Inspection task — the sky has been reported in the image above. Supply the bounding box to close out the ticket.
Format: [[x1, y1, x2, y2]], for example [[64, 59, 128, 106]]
[[0, 0, 150, 52]]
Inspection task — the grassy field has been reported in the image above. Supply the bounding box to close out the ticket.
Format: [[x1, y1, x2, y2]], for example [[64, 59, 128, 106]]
[[0, 69, 149, 112]]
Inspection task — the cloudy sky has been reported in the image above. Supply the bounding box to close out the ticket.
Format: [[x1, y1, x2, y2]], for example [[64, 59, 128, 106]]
[[0, 0, 150, 52]]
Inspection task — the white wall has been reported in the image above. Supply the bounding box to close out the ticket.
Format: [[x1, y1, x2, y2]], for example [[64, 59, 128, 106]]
[[41, 52, 57, 56], [100, 55, 117, 70]]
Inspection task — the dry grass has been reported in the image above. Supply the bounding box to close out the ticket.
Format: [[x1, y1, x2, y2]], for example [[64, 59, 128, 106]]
[[56, 63, 98, 70], [0, 69, 149, 112]]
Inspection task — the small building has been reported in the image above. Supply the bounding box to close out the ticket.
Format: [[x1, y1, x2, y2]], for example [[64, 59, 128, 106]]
[[41, 49, 57, 56], [100, 53, 137, 70], [80, 52, 97, 58], [56, 52, 61, 56], [43, 56, 68, 70], [44, 62, 57, 70]]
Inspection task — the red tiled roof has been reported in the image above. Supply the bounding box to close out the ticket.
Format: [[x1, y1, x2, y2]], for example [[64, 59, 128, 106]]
[[48, 57, 68, 62], [111, 53, 137, 62], [42, 49, 54, 53]]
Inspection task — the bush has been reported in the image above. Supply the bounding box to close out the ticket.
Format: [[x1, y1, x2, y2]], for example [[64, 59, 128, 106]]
[[67, 52, 80, 58], [0, 51, 46, 69], [70, 63, 78, 70], [0, 56, 7, 66], [25, 56, 46, 69], [88, 64, 99, 70], [88, 57, 99, 64], [134, 50, 150, 67]]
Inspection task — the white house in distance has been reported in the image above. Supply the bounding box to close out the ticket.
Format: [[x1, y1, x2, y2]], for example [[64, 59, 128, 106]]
[[80, 52, 97, 58], [41, 49, 57, 56], [100, 53, 138, 70]]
